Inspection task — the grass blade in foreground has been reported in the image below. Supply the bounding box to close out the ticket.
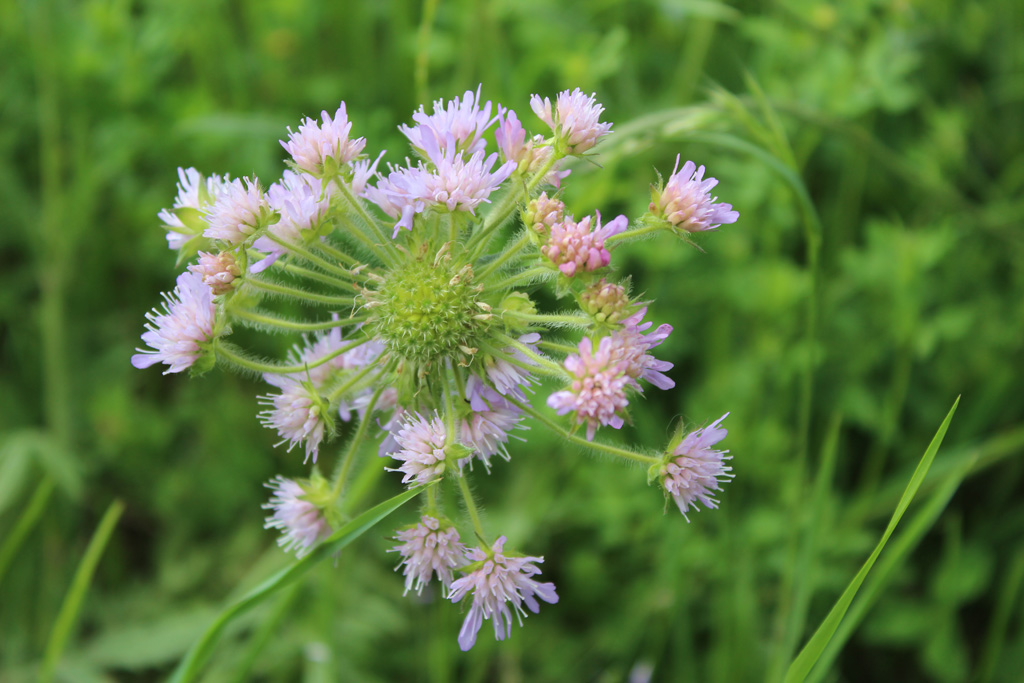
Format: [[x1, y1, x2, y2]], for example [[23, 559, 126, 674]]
[[784, 397, 960, 683], [169, 485, 426, 683], [39, 498, 125, 683]]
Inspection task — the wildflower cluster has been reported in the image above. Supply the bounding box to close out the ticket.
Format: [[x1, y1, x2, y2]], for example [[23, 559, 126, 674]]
[[134, 86, 739, 649]]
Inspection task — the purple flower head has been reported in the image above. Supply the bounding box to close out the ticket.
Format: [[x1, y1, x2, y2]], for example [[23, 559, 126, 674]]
[[159, 167, 231, 250], [390, 515, 467, 595], [459, 385, 525, 471], [365, 140, 515, 238], [400, 86, 497, 157], [251, 171, 332, 273], [351, 150, 386, 196], [448, 536, 558, 651], [263, 476, 332, 557], [281, 101, 367, 176], [541, 211, 628, 277], [651, 157, 739, 233], [203, 176, 267, 246], [465, 333, 541, 411], [525, 193, 565, 234], [607, 307, 675, 390], [387, 413, 448, 486], [495, 107, 528, 165], [660, 413, 733, 520], [259, 375, 328, 463], [131, 271, 215, 374], [496, 108, 569, 187], [530, 88, 613, 155], [188, 251, 241, 295], [547, 336, 633, 440]]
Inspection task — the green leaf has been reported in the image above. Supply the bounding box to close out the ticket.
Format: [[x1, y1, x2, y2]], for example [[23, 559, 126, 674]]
[[784, 396, 960, 683], [168, 484, 426, 683], [40, 499, 126, 683]]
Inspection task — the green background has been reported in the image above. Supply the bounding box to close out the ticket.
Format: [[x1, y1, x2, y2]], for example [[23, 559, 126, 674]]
[[2, 0, 1023, 680]]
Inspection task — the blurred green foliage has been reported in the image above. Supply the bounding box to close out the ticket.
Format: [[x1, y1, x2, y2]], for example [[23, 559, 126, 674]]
[[2, 0, 1023, 680]]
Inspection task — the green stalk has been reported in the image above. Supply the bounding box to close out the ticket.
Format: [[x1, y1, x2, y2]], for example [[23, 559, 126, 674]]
[[456, 472, 487, 543], [263, 233, 357, 280], [215, 337, 370, 375], [330, 383, 388, 500], [246, 278, 356, 307], [231, 308, 366, 333], [476, 233, 530, 280], [509, 397, 660, 466], [39, 500, 125, 683]]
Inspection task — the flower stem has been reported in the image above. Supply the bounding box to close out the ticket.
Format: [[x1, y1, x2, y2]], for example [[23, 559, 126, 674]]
[[538, 340, 578, 355], [265, 259, 359, 289], [477, 233, 531, 280], [331, 383, 388, 500], [231, 308, 366, 333], [495, 333, 567, 377], [500, 310, 591, 329], [489, 266, 553, 291], [468, 155, 560, 257], [315, 241, 362, 268], [246, 278, 356, 307], [509, 397, 661, 466], [334, 179, 400, 265], [327, 362, 381, 403], [456, 471, 487, 543], [264, 233, 356, 279], [215, 337, 370, 375], [604, 223, 664, 245]]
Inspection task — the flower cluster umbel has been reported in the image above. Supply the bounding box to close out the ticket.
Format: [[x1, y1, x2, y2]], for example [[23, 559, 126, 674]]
[[134, 86, 738, 649]]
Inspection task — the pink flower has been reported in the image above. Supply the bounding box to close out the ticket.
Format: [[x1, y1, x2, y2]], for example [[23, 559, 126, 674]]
[[281, 101, 367, 176], [524, 192, 565, 234], [251, 171, 332, 273], [365, 138, 515, 237], [188, 251, 242, 295], [390, 515, 466, 595], [495, 108, 570, 187], [263, 476, 332, 557], [541, 212, 628, 277], [259, 375, 327, 463], [547, 336, 633, 440], [387, 413, 448, 486], [530, 88, 613, 155], [131, 271, 215, 374], [607, 307, 675, 390], [466, 333, 541, 410], [448, 536, 558, 651], [159, 167, 231, 250], [650, 157, 739, 233], [460, 386, 524, 471], [660, 414, 733, 520], [203, 177, 267, 245], [400, 86, 497, 157]]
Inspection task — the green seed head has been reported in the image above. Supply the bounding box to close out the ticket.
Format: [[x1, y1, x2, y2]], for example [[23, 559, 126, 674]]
[[369, 253, 491, 364]]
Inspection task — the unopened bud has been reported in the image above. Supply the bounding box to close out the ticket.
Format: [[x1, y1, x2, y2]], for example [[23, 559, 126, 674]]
[[580, 278, 630, 324], [524, 192, 564, 234], [189, 251, 242, 295]]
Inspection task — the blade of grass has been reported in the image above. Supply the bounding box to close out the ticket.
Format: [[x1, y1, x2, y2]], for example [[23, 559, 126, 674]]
[[0, 477, 55, 587], [807, 455, 974, 682], [975, 547, 1024, 683], [769, 411, 843, 682], [169, 484, 427, 683], [784, 396, 960, 683], [225, 580, 303, 683], [39, 498, 125, 683]]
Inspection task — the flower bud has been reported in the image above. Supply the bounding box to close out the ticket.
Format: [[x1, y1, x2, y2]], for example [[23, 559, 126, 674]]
[[524, 192, 565, 234], [188, 251, 242, 295], [580, 278, 630, 324]]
